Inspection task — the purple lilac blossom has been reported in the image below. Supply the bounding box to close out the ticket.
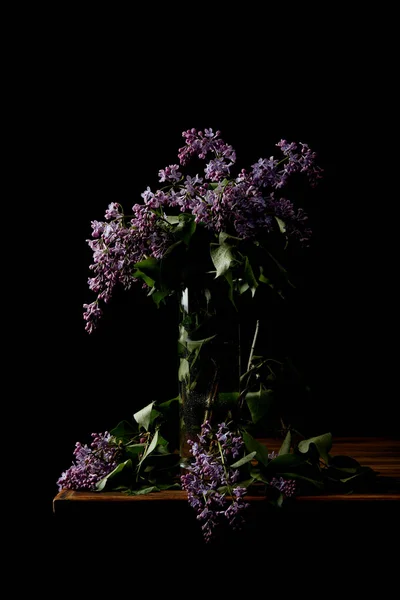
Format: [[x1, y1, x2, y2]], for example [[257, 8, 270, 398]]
[[275, 139, 324, 187], [268, 450, 297, 497], [84, 128, 322, 332], [270, 476, 297, 498], [83, 202, 172, 333], [180, 421, 250, 542], [57, 432, 120, 492], [158, 164, 182, 183], [104, 202, 123, 221]]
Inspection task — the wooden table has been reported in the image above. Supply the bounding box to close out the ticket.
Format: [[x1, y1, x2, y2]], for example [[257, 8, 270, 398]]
[[53, 437, 400, 506]]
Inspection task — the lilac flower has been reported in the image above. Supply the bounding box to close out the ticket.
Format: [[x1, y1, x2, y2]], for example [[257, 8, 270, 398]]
[[275, 139, 324, 188], [267, 451, 297, 498], [104, 202, 123, 221], [83, 301, 103, 334], [183, 174, 203, 195], [250, 157, 279, 188], [204, 158, 231, 181], [224, 487, 249, 528], [266, 195, 312, 244], [90, 220, 105, 238], [85, 219, 136, 306], [178, 128, 236, 167], [141, 186, 154, 204], [180, 421, 250, 542], [270, 476, 297, 498], [158, 164, 182, 183], [57, 432, 120, 492]]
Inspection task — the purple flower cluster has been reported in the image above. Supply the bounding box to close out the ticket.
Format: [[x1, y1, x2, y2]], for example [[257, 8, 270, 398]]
[[268, 451, 297, 497], [270, 476, 297, 498], [83, 128, 323, 333], [180, 421, 250, 543], [178, 128, 236, 169], [57, 432, 120, 492]]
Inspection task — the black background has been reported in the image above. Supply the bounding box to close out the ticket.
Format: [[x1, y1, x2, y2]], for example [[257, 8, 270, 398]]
[[18, 23, 397, 524], [10, 13, 398, 588]]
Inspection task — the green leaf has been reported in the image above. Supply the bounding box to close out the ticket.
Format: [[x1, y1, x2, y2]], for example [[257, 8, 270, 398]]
[[156, 433, 169, 447], [242, 430, 270, 466], [96, 459, 133, 491], [297, 433, 333, 465], [278, 431, 291, 455], [178, 358, 189, 382], [219, 231, 241, 245], [143, 430, 159, 460], [224, 269, 237, 309], [231, 451, 257, 468], [157, 483, 181, 490], [337, 466, 375, 483], [158, 396, 179, 410], [274, 216, 286, 234], [178, 324, 216, 354], [210, 242, 235, 278], [165, 215, 180, 225], [267, 453, 306, 471], [186, 335, 216, 353], [246, 386, 274, 423], [133, 402, 155, 431], [133, 268, 155, 288], [150, 408, 162, 422], [134, 257, 160, 282], [138, 430, 160, 472], [174, 214, 196, 245], [125, 443, 146, 457], [149, 289, 170, 307], [258, 268, 270, 284], [109, 420, 138, 444], [248, 470, 268, 483], [129, 486, 159, 495], [244, 256, 258, 297]]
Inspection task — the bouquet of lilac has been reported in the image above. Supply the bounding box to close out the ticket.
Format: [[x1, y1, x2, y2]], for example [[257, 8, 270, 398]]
[[83, 128, 323, 334]]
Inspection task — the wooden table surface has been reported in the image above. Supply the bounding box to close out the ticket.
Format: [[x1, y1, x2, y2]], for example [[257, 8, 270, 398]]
[[53, 437, 400, 511]]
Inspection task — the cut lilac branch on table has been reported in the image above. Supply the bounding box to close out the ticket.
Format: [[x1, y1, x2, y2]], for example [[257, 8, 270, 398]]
[[57, 433, 121, 492], [180, 421, 251, 543]]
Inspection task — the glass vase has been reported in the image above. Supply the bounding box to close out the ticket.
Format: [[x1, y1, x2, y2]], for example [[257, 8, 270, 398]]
[[177, 286, 241, 462]]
